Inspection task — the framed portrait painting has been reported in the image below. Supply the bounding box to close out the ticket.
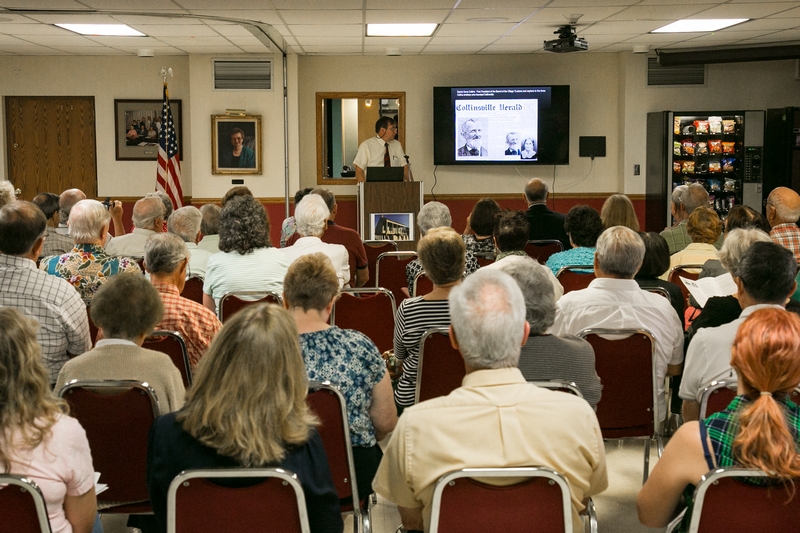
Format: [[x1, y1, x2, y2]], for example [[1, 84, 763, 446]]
[[114, 99, 182, 161], [211, 115, 262, 174]]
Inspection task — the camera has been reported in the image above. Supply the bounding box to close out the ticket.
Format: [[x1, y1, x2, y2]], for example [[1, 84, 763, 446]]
[[102, 197, 113, 210]]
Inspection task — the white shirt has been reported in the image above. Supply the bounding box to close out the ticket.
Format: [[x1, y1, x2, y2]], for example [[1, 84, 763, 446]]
[[282, 236, 350, 288], [197, 234, 220, 255], [551, 277, 685, 420], [105, 227, 158, 258], [353, 135, 406, 171], [185, 242, 213, 279]]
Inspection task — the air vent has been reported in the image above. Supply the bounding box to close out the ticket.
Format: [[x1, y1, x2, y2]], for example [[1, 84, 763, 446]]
[[213, 59, 272, 91], [647, 57, 705, 86]]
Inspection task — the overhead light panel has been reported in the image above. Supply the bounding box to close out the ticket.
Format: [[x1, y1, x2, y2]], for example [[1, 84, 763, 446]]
[[652, 19, 748, 33], [55, 24, 145, 37], [367, 24, 437, 37]]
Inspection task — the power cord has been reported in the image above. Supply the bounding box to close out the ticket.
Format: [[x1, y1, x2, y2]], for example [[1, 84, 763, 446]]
[[431, 165, 438, 201]]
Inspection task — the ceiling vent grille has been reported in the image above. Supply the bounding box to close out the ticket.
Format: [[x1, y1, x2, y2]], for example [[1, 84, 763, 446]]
[[647, 57, 705, 86], [213, 59, 272, 91]]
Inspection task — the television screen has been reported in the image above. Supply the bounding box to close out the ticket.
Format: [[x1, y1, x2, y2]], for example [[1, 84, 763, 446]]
[[433, 85, 570, 165]]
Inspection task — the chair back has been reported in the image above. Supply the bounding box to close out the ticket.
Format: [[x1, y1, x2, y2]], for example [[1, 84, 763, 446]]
[[668, 264, 704, 309], [525, 240, 564, 263], [363, 240, 399, 288], [644, 286, 672, 304], [415, 327, 465, 404], [473, 252, 495, 267], [412, 271, 434, 297], [0, 475, 52, 533], [58, 380, 159, 511], [180, 276, 205, 304], [375, 251, 416, 306], [143, 330, 193, 388], [85, 306, 98, 349], [429, 467, 573, 533], [331, 288, 396, 353], [167, 468, 310, 533], [698, 380, 738, 420], [528, 380, 584, 398], [218, 291, 282, 322], [556, 266, 596, 294]]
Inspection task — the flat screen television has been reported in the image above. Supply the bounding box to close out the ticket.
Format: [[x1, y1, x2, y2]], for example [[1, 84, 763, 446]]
[[433, 85, 570, 165]]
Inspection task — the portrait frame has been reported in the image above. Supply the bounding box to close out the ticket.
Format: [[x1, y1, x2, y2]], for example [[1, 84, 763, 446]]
[[211, 114, 262, 175], [370, 212, 414, 242], [114, 99, 182, 161]]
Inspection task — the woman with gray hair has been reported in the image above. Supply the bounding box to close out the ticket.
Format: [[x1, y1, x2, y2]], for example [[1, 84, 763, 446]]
[[197, 203, 221, 254]]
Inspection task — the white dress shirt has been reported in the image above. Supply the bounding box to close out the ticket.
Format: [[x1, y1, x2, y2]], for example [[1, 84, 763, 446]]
[[282, 236, 350, 288]]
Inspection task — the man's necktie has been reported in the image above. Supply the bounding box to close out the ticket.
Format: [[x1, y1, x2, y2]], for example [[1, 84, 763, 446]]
[[470, 148, 479, 156], [384, 143, 390, 167]]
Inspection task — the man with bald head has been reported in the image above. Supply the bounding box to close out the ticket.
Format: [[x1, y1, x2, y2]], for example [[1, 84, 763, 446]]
[[105, 195, 165, 258], [660, 183, 722, 254], [766, 186, 800, 262], [56, 188, 86, 236], [524, 178, 570, 249]]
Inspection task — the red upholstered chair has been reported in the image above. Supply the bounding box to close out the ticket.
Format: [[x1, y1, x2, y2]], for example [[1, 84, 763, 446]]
[[578, 328, 660, 484], [473, 252, 495, 267], [167, 469, 311, 533], [58, 380, 159, 514], [527, 380, 584, 399], [0, 475, 52, 533], [143, 330, 193, 388], [665, 468, 800, 533], [363, 240, 398, 288], [415, 327, 465, 404], [180, 276, 205, 304], [698, 380, 737, 420], [667, 264, 704, 310], [374, 251, 416, 307], [411, 271, 434, 297], [331, 288, 396, 353], [85, 307, 98, 349], [218, 291, 282, 323], [556, 266, 596, 294], [525, 240, 564, 263]]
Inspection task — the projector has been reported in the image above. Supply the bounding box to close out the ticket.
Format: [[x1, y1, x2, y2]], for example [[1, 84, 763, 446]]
[[544, 25, 588, 53]]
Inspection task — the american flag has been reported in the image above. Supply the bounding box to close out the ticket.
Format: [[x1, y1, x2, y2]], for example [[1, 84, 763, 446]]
[[156, 82, 184, 209]]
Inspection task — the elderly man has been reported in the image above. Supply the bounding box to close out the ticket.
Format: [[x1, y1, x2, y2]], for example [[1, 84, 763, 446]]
[[456, 118, 487, 157], [765, 186, 800, 262], [147, 191, 173, 230], [551, 226, 684, 422], [660, 183, 722, 254], [0, 201, 91, 384], [105, 195, 165, 258], [282, 194, 349, 288], [353, 116, 409, 183], [679, 242, 797, 421], [56, 188, 86, 236], [144, 233, 222, 371], [373, 269, 608, 533], [197, 203, 221, 254], [0, 180, 16, 208], [167, 206, 213, 279], [32, 192, 72, 257], [40, 199, 141, 301], [524, 178, 570, 248]]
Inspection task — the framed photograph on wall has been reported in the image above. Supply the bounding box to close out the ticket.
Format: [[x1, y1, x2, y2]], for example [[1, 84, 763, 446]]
[[370, 213, 414, 241], [114, 99, 182, 161], [211, 114, 262, 174]]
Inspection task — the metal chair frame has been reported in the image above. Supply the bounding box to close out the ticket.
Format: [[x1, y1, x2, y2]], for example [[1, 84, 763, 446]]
[[644, 285, 672, 304], [0, 474, 52, 533], [332, 287, 397, 323], [697, 380, 738, 420], [144, 330, 193, 387], [411, 271, 434, 298], [528, 380, 584, 399], [363, 240, 399, 288], [374, 251, 417, 287], [218, 290, 283, 322], [555, 265, 596, 293]]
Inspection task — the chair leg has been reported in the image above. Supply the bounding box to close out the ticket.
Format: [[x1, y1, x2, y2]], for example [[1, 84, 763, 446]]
[[642, 438, 651, 485], [584, 498, 598, 533], [657, 434, 664, 458]]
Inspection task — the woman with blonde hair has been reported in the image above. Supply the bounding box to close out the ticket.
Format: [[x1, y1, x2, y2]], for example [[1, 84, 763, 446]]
[[0, 307, 97, 533], [638, 307, 800, 531], [147, 304, 342, 533], [601, 194, 640, 232]]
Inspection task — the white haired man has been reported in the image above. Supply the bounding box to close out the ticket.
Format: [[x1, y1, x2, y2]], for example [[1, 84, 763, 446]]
[[766, 186, 800, 262], [167, 206, 212, 279], [660, 183, 722, 254], [105, 195, 165, 258], [373, 268, 608, 533]]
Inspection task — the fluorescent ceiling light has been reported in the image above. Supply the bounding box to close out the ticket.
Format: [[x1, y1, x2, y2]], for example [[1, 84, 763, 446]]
[[367, 24, 437, 37], [55, 24, 145, 37], [652, 19, 748, 33]]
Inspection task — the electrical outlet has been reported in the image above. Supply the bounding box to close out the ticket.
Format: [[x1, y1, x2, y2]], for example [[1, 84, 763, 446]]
[[634, 164, 640, 176]]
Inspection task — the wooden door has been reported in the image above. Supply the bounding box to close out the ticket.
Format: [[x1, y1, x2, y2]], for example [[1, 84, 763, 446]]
[[5, 96, 97, 201]]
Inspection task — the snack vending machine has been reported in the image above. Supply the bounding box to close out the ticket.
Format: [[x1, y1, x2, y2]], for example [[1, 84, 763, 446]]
[[645, 110, 764, 232]]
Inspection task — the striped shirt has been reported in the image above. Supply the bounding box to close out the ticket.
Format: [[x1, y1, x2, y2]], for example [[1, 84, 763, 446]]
[[393, 297, 451, 407], [203, 247, 290, 312]]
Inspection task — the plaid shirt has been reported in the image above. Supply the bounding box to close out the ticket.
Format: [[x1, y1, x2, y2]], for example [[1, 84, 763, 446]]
[[152, 283, 222, 370], [41, 226, 73, 258], [661, 219, 724, 256], [770, 223, 800, 263]]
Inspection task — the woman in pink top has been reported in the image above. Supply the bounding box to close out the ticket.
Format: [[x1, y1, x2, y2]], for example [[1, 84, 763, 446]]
[[0, 308, 97, 533]]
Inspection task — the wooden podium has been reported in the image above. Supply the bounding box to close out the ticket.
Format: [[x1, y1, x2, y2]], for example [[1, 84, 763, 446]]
[[358, 181, 423, 252]]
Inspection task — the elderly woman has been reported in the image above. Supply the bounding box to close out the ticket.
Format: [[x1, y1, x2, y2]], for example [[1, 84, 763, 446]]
[[635, 232, 685, 322], [280, 187, 314, 248], [663, 206, 722, 279], [395, 227, 465, 410], [462, 197, 500, 256], [0, 307, 98, 533], [167, 206, 212, 279], [202, 194, 289, 314], [520, 138, 537, 159], [497, 255, 601, 408], [600, 194, 639, 232], [701, 205, 770, 278], [197, 203, 221, 254], [147, 303, 342, 533], [545, 205, 604, 276], [284, 253, 397, 502]]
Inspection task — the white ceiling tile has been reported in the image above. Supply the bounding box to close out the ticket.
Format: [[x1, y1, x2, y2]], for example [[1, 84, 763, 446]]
[[739, 28, 800, 42], [17, 35, 104, 46], [158, 36, 233, 46], [0, 23, 72, 35], [545, 0, 638, 6], [457, 0, 548, 7], [85, 36, 163, 46], [582, 21, 670, 34], [367, 0, 459, 9], [0, 0, 85, 7], [183, 10, 281, 24], [682, 30, 783, 43], [108, 15, 205, 25], [80, 0, 182, 8], [225, 35, 265, 46], [0, 14, 43, 23], [435, 22, 518, 36], [607, 4, 719, 21], [303, 45, 363, 53], [294, 36, 363, 45], [767, 6, 800, 18], [445, 8, 539, 24], [56, 46, 132, 54], [362, 45, 425, 53], [731, 18, 800, 31], [590, 43, 631, 52], [509, 23, 570, 37], [238, 45, 272, 53], [695, 3, 798, 19], [428, 35, 499, 45], [277, 10, 363, 25], [496, 34, 554, 44], [623, 33, 704, 44], [0, 44, 71, 54], [207, 24, 255, 37], [22, 14, 121, 24], [421, 44, 486, 52], [172, 44, 245, 53], [288, 24, 363, 36], [271, 0, 362, 8], [114, 45, 188, 55], [172, 0, 270, 8], [365, 10, 450, 24], [524, 7, 630, 24], [0, 34, 25, 44], [584, 33, 640, 44], [132, 24, 220, 36], [478, 45, 538, 53]]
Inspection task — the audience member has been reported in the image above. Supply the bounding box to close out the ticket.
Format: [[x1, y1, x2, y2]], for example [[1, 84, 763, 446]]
[[634, 232, 684, 322], [462, 197, 500, 256], [374, 268, 608, 533], [0, 180, 16, 208], [601, 194, 639, 231], [0, 307, 98, 533], [490, 209, 529, 263], [145, 233, 222, 371], [220, 185, 253, 207], [395, 227, 464, 410], [281, 187, 313, 247], [0, 201, 91, 384], [284, 253, 397, 502], [203, 194, 289, 313], [146, 190, 174, 231], [197, 203, 221, 254], [679, 241, 797, 421], [545, 205, 603, 276], [661, 183, 721, 254], [167, 206, 212, 279], [498, 255, 601, 408], [32, 191, 72, 257], [723, 204, 770, 234], [552, 226, 684, 421], [105, 195, 165, 258], [40, 199, 141, 302], [57, 188, 86, 236], [664, 206, 721, 278], [147, 304, 342, 533], [639, 308, 800, 530], [766, 186, 800, 262], [523, 177, 570, 248]]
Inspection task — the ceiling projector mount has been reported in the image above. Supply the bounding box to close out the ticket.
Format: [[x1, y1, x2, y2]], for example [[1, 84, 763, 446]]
[[544, 13, 588, 53]]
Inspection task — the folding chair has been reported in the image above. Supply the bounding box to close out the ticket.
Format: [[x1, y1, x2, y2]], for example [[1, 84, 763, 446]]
[[415, 327, 465, 404], [429, 467, 597, 533], [525, 240, 564, 263], [668, 264, 704, 310], [85, 306, 98, 348], [363, 240, 398, 288], [331, 288, 396, 353], [665, 468, 800, 533], [180, 276, 205, 304], [374, 251, 416, 306], [578, 328, 660, 484], [218, 291, 282, 322], [528, 380, 584, 398], [644, 285, 671, 303], [556, 265, 595, 294], [0, 475, 52, 533], [167, 468, 311, 533], [411, 271, 434, 297], [143, 330, 193, 388], [698, 380, 737, 420], [307, 382, 368, 533], [58, 380, 159, 514]]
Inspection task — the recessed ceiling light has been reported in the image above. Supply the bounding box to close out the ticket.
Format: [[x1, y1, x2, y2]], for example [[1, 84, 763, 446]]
[[652, 19, 748, 33], [367, 24, 437, 37], [55, 23, 145, 37]]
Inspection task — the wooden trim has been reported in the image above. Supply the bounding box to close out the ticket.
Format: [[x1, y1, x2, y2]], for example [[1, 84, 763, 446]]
[[182, 193, 644, 205], [98, 196, 193, 204]]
